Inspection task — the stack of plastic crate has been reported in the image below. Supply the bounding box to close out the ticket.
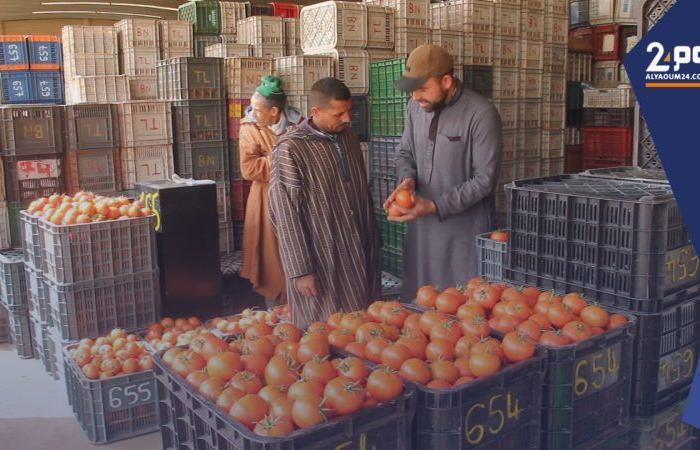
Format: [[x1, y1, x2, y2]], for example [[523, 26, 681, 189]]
[[115, 19, 160, 101], [224, 56, 273, 249], [219, 1, 247, 42], [157, 56, 231, 255], [0, 104, 65, 246], [237, 15, 285, 59], [566, 27, 592, 173], [368, 58, 408, 278], [178, 0, 222, 57], [0, 249, 32, 359], [0, 35, 64, 105], [62, 26, 126, 105], [158, 20, 194, 60]]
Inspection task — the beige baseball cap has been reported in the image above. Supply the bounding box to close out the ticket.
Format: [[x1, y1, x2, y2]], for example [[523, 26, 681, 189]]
[[395, 44, 454, 92]]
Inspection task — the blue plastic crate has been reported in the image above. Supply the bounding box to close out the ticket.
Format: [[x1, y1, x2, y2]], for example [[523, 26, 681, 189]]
[[0, 37, 29, 70], [31, 71, 64, 104], [0, 71, 33, 104], [28, 37, 62, 70]]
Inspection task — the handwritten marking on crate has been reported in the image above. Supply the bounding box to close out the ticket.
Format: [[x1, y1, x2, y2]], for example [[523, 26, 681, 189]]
[[143, 192, 161, 231], [3, 43, 24, 62], [465, 392, 525, 445], [666, 244, 700, 290], [574, 343, 622, 397], [105, 380, 155, 412], [78, 119, 108, 140], [646, 408, 694, 449], [16, 159, 59, 180], [658, 345, 695, 392]]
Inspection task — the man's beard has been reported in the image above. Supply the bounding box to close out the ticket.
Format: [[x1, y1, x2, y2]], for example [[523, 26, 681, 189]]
[[418, 90, 449, 112]]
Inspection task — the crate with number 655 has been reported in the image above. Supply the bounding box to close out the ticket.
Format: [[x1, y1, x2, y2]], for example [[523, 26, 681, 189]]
[[63, 343, 158, 444]]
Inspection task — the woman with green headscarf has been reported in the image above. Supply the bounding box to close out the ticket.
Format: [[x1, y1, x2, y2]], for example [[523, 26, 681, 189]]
[[239, 75, 304, 305]]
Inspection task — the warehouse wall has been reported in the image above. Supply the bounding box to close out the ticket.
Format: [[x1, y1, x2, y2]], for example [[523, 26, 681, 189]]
[[0, 19, 116, 36]]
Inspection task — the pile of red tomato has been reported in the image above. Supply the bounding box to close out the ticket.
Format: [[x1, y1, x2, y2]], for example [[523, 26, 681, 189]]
[[161, 322, 405, 437], [416, 278, 628, 347], [143, 317, 206, 351], [67, 329, 154, 380], [322, 300, 532, 388], [26, 192, 152, 225]]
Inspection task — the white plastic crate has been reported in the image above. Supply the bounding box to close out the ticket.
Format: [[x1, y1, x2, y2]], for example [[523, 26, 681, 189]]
[[522, 9, 544, 41], [430, 0, 494, 34], [518, 128, 541, 159], [114, 19, 159, 50], [275, 56, 334, 94], [284, 18, 302, 56], [543, 44, 567, 73], [366, 0, 430, 28], [224, 57, 274, 98], [519, 99, 542, 129], [313, 49, 369, 95], [582, 86, 635, 108], [544, 13, 568, 46], [366, 5, 395, 50], [543, 72, 566, 103], [502, 129, 517, 161], [465, 32, 494, 66], [219, 1, 247, 35], [542, 101, 565, 131], [237, 16, 285, 47], [541, 129, 565, 159], [494, 37, 519, 68], [430, 30, 464, 67], [300, 2, 368, 52], [520, 39, 543, 70], [252, 44, 285, 59], [65, 75, 130, 105], [367, 49, 397, 63], [492, 68, 519, 100], [120, 144, 174, 189], [519, 69, 543, 99], [117, 101, 172, 146], [589, 0, 613, 24], [396, 26, 429, 58], [545, 0, 568, 16], [157, 20, 193, 59], [0, 202, 10, 251], [494, 3, 520, 38], [498, 159, 516, 186], [63, 54, 119, 79], [492, 99, 518, 130], [593, 61, 623, 88], [567, 51, 592, 82], [120, 48, 159, 77], [566, 127, 582, 146], [62, 25, 118, 55], [523, 0, 544, 10], [286, 94, 312, 117], [205, 43, 252, 58], [517, 156, 541, 179], [128, 76, 157, 100], [541, 156, 565, 176]]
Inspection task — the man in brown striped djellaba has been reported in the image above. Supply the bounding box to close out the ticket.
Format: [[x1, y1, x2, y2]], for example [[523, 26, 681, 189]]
[[268, 78, 381, 328]]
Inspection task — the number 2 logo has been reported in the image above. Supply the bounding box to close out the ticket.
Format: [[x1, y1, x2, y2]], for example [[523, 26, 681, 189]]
[[647, 42, 670, 73]]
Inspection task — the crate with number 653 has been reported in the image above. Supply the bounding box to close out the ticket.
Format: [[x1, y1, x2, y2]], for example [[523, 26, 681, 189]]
[[63, 343, 158, 444]]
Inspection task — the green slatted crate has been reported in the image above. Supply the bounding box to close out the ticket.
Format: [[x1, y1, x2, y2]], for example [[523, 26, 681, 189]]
[[370, 98, 407, 136], [178, 1, 221, 35], [370, 59, 409, 100]]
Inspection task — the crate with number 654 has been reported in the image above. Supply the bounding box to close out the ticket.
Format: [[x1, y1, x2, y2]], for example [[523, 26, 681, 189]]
[[63, 343, 157, 444]]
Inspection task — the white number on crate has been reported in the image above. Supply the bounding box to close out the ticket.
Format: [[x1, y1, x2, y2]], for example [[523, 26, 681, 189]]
[[107, 382, 153, 411], [11, 80, 24, 97], [38, 45, 50, 61], [39, 81, 51, 97], [7, 44, 20, 62]]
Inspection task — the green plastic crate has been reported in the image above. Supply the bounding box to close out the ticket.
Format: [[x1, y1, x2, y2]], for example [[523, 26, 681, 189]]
[[370, 59, 409, 100], [567, 81, 583, 110], [178, 1, 221, 35], [8, 202, 22, 248], [376, 211, 407, 251], [381, 246, 403, 278], [370, 98, 407, 136]]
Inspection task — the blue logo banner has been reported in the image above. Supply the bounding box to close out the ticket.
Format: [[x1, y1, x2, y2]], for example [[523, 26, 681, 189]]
[[623, 0, 700, 428]]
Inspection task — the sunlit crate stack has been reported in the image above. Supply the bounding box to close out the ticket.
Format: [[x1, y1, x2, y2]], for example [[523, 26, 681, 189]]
[[157, 56, 231, 254], [0, 35, 64, 105]]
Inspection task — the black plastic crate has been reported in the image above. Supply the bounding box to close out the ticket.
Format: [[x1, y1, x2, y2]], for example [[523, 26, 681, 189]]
[[157, 57, 225, 101], [476, 231, 508, 282], [540, 309, 637, 450], [371, 175, 396, 214], [582, 166, 669, 185], [381, 245, 403, 278], [64, 344, 158, 444], [630, 392, 698, 449], [0, 248, 27, 308], [463, 65, 494, 99], [376, 211, 407, 251], [505, 174, 697, 313], [583, 108, 634, 127], [413, 351, 545, 450], [566, 109, 583, 127], [350, 94, 369, 141], [172, 99, 227, 144], [369, 136, 399, 178], [174, 139, 229, 182], [65, 104, 119, 151], [567, 82, 584, 110], [3, 153, 64, 203], [7, 304, 33, 358], [630, 297, 700, 417], [0, 105, 64, 156], [573, 424, 630, 449], [153, 347, 416, 450]]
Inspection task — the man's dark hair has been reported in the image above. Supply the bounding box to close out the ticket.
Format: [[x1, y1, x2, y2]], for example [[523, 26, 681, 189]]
[[260, 93, 286, 111], [310, 77, 351, 107]]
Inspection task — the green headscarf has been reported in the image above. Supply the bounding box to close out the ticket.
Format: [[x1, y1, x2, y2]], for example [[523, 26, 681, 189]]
[[255, 75, 285, 98]]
